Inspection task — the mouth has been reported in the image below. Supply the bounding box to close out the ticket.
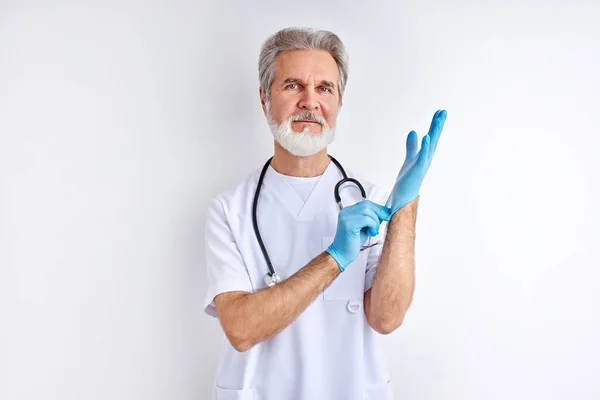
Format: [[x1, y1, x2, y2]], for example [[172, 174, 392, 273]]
[[295, 120, 320, 124]]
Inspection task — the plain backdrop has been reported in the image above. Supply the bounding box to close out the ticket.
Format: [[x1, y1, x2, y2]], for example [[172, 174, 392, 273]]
[[1, 1, 599, 399]]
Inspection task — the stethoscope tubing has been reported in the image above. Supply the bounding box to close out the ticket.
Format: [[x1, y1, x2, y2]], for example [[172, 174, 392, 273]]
[[252, 155, 369, 285]]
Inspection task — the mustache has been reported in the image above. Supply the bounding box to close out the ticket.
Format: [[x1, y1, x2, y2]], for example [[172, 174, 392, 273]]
[[289, 111, 326, 125]]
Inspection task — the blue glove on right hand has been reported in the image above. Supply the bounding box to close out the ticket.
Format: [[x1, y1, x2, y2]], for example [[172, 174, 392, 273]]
[[326, 200, 392, 272]]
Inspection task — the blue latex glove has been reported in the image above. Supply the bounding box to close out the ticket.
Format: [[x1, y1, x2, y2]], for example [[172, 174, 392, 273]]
[[326, 200, 392, 272], [386, 109, 447, 214]]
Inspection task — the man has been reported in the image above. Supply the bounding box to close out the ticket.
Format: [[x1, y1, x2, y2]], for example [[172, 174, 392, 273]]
[[204, 27, 446, 400]]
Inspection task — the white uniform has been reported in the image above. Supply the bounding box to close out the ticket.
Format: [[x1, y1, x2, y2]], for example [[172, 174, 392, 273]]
[[204, 160, 394, 400]]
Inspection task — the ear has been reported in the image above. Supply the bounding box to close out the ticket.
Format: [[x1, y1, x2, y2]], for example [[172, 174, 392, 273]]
[[259, 88, 267, 115]]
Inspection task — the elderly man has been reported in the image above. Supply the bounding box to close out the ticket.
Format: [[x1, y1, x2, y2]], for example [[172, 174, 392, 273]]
[[204, 26, 446, 400]]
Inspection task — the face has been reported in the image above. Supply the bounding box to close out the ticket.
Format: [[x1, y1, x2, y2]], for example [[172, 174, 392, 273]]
[[261, 50, 341, 156]]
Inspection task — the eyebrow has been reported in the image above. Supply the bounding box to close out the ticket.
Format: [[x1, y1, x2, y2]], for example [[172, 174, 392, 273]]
[[281, 77, 337, 90]]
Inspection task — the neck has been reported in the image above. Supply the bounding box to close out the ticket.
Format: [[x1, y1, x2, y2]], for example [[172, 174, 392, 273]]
[[270, 142, 331, 177]]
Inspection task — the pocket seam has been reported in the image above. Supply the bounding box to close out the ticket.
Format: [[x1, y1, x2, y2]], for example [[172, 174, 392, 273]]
[[214, 384, 257, 400], [363, 379, 392, 399]]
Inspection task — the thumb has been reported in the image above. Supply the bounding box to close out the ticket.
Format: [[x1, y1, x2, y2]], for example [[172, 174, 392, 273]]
[[363, 200, 392, 222]]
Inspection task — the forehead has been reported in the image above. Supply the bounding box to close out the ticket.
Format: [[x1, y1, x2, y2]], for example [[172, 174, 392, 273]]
[[274, 50, 339, 82]]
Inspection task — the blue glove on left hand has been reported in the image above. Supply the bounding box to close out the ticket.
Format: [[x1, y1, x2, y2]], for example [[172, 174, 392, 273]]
[[386, 109, 447, 214]]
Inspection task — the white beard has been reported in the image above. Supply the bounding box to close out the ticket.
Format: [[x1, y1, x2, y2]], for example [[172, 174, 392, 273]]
[[265, 102, 336, 157]]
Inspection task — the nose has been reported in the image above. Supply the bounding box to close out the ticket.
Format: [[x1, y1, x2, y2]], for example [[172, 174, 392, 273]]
[[298, 88, 319, 110]]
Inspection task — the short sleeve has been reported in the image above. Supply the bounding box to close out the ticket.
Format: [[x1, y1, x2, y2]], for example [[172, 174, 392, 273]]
[[204, 197, 254, 318]]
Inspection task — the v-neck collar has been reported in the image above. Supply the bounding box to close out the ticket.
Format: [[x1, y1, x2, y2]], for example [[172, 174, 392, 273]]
[[261, 160, 339, 221]]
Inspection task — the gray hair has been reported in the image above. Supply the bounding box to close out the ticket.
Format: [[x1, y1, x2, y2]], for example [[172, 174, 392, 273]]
[[258, 27, 349, 106]]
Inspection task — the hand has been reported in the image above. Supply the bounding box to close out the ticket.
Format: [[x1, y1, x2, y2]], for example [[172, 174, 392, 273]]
[[386, 109, 447, 214], [326, 200, 392, 272]]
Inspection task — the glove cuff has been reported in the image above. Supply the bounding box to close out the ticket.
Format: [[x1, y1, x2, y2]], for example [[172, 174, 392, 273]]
[[325, 244, 347, 272]]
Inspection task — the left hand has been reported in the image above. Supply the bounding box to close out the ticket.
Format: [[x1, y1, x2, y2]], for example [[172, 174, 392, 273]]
[[386, 109, 447, 214]]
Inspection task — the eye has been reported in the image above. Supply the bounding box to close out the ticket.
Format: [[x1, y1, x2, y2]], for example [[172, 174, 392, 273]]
[[286, 83, 298, 90], [319, 86, 332, 93]]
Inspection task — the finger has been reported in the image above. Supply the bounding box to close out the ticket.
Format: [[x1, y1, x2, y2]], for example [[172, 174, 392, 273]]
[[367, 227, 379, 237], [362, 225, 379, 237], [416, 134, 430, 167], [427, 110, 442, 136], [427, 109, 447, 158], [404, 130, 419, 164], [361, 200, 393, 221], [359, 206, 387, 236], [361, 206, 384, 235], [353, 216, 380, 237], [352, 213, 381, 236]]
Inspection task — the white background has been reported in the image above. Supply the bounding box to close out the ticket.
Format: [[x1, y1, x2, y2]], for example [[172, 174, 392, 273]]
[[1, 1, 599, 399]]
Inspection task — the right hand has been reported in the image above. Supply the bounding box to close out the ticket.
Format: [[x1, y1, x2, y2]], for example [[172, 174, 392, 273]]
[[326, 200, 392, 272]]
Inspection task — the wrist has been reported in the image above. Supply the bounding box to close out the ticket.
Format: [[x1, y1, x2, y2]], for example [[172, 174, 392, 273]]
[[325, 244, 347, 272], [389, 195, 419, 235], [391, 194, 420, 218]]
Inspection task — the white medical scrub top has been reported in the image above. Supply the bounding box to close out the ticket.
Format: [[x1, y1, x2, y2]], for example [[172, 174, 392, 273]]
[[204, 160, 394, 400]]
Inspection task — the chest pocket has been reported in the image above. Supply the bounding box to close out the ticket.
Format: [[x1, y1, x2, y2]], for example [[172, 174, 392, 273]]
[[321, 236, 367, 301]]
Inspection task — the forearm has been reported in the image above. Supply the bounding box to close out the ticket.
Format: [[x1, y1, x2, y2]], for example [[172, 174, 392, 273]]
[[225, 252, 340, 351], [367, 196, 418, 333]]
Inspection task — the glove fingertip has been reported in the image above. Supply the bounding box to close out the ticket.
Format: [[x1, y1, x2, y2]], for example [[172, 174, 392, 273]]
[[406, 130, 418, 145]]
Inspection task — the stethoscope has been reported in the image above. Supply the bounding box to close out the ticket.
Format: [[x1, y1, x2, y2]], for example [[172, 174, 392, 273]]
[[252, 155, 377, 287]]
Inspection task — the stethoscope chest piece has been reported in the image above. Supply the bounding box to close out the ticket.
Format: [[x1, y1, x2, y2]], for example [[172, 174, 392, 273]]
[[264, 273, 282, 287]]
